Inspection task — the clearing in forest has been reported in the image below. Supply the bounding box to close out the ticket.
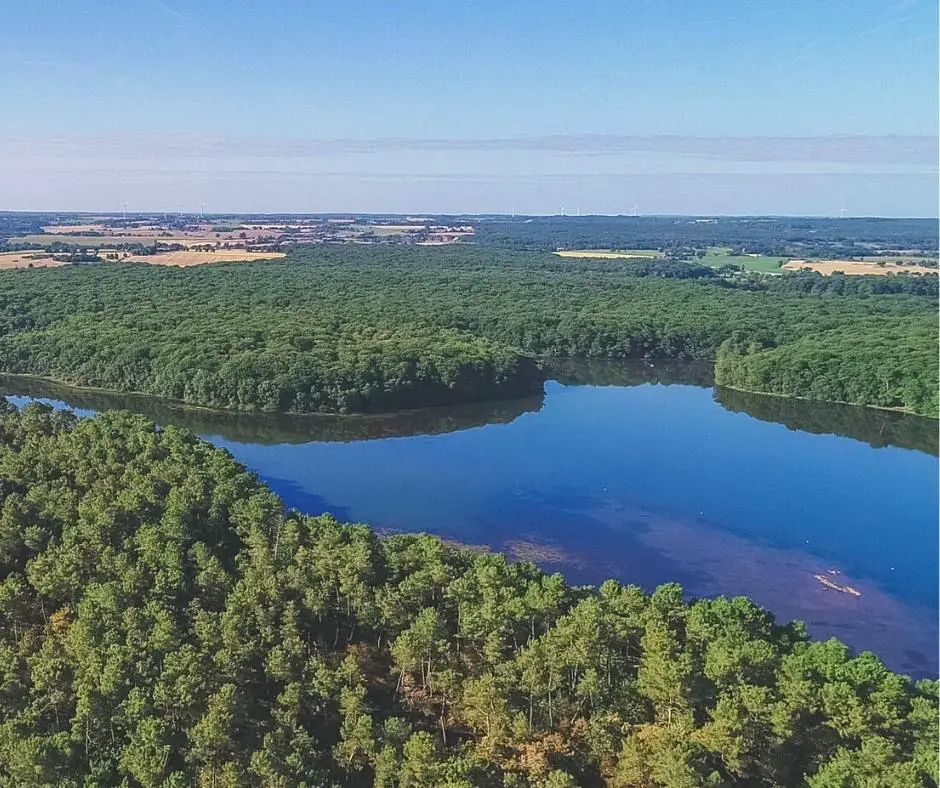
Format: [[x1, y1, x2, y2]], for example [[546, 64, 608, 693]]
[[125, 250, 286, 266], [0, 251, 66, 269], [555, 249, 663, 259], [701, 250, 783, 273], [782, 259, 937, 276]]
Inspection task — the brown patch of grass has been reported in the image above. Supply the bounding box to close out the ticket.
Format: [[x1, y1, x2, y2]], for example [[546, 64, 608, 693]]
[[123, 251, 286, 267], [782, 259, 936, 276], [555, 249, 662, 259], [0, 252, 67, 270], [21, 223, 280, 249]]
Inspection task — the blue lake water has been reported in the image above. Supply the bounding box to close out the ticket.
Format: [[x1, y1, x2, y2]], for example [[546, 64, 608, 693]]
[[3, 363, 937, 677]]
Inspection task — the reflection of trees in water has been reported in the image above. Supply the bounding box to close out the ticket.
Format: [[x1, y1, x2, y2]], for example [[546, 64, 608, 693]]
[[0, 360, 714, 444], [716, 387, 938, 456], [548, 360, 937, 456], [544, 358, 715, 388], [0, 375, 543, 445], [3, 366, 933, 455]]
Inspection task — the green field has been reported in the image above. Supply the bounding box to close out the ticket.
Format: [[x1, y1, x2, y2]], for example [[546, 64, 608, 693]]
[[701, 248, 784, 273]]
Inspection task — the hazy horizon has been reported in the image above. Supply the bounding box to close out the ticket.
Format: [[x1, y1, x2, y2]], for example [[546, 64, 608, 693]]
[[2, 1, 937, 216], [3, 208, 938, 221]]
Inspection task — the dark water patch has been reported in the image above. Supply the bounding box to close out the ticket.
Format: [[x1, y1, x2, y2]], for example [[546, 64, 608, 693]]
[[263, 477, 354, 523]]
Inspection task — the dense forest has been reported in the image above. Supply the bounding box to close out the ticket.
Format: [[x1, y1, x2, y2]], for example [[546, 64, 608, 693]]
[[471, 216, 940, 256], [713, 313, 939, 416], [757, 272, 938, 298], [0, 246, 935, 415], [0, 402, 936, 787]]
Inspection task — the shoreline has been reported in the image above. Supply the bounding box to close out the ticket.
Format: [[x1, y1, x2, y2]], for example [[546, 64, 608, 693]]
[[0, 366, 935, 421], [713, 382, 933, 418], [0, 371, 542, 419]]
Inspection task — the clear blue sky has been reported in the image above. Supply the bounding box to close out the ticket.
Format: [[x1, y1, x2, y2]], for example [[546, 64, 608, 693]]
[[1, 0, 936, 215]]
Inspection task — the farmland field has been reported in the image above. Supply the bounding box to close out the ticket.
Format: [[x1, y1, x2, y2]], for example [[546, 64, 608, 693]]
[[15, 234, 167, 246], [701, 248, 783, 273], [782, 259, 938, 276], [0, 251, 65, 269], [125, 250, 286, 266], [15, 233, 271, 248], [0, 249, 285, 268]]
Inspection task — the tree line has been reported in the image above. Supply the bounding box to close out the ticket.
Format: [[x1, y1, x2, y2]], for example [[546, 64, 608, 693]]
[[0, 245, 934, 415], [0, 402, 935, 787], [714, 313, 938, 417], [471, 216, 940, 256]]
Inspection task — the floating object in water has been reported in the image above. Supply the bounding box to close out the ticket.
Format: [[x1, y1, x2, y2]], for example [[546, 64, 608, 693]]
[[814, 574, 862, 597]]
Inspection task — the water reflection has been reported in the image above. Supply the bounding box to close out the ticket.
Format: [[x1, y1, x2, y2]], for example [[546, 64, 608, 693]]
[[716, 387, 938, 456], [544, 357, 715, 389], [0, 375, 542, 444], [548, 360, 937, 455], [1, 366, 934, 456]]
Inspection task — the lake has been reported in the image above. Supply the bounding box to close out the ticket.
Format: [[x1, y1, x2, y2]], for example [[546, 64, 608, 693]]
[[2, 361, 937, 678]]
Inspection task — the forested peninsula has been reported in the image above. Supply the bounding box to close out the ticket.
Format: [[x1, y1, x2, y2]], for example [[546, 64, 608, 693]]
[[0, 401, 935, 787], [0, 246, 935, 415]]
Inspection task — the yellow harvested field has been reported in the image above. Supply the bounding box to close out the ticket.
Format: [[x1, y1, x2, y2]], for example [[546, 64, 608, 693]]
[[782, 259, 937, 277], [23, 222, 282, 249], [124, 251, 286, 267], [0, 252, 67, 269], [20, 233, 271, 247], [41, 224, 104, 234], [555, 249, 662, 259]]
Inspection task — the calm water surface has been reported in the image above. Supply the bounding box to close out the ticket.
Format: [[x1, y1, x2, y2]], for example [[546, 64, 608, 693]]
[[3, 363, 937, 677]]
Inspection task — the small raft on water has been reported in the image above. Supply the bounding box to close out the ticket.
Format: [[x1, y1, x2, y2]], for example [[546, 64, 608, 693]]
[[814, 574, 862, 597]]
